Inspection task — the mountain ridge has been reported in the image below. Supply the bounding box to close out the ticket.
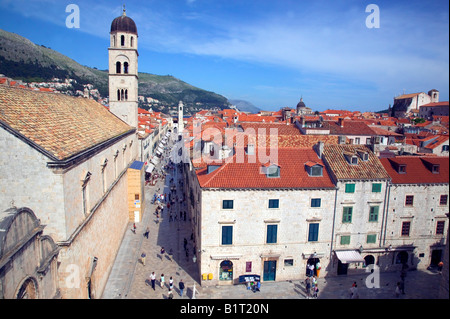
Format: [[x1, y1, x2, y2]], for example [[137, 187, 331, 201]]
[[0, 28, 230, 114]]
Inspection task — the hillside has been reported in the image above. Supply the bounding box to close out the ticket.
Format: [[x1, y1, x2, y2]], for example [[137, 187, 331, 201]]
[[0, 28, 230, 114]]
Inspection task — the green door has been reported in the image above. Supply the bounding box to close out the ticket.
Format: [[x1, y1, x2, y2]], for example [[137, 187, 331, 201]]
[[263, 260, 277, 281]]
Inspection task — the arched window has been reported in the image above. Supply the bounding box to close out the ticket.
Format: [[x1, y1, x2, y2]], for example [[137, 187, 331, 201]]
[[125, 89, 128, 101], [124, 62, 129, 74], [117, 89, 120, 101], [130, 36, 134, 47], [121, 89, 125, 101], [116, 61, 121, 74], [121, 35, 125, 46], [113, 35, 116, 47]]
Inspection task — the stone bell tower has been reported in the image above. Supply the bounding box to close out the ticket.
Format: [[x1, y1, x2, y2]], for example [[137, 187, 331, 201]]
[[108, 5, 139, 128]]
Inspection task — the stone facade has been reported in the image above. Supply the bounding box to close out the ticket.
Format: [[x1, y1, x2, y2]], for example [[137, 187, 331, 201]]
[[195, 188, 336, 285], [0, 207, 59, 299], [0, 125, 138, 298]]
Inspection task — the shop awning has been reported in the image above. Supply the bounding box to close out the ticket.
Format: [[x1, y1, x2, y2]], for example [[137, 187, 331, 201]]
[[151, 157, 159, 165], [334, 250, 365, 264], [146, 164, 155, 173]]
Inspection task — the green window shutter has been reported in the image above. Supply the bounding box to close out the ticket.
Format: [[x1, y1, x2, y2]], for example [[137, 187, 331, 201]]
[[345, 183, 355, 193], [222, 226, 233, 245], [268, 199, 279, 208], [311, 198, 321, 207], [369, 206, 379, 222], [222, 200, 234, 209], [366, 234, 377, 244], [340, 235, 351, 245], [372, 183, 382, 193], [266, 225, 278, 244], [343, 207, 353, 223], [308, 223, 319, 242]]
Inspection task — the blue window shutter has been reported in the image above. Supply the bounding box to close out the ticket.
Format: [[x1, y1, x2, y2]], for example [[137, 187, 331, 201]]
[[308, 223, 319, 242]]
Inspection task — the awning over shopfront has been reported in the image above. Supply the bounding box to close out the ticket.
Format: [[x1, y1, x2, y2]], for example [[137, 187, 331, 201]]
[[334, 250, 365, 264], [146, 163, 155, 173], [151, 157, 159, 165]]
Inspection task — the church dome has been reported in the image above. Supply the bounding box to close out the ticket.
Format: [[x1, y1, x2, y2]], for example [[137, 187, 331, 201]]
[[111, 10, 137, 35], [296, 98, 306, 109]]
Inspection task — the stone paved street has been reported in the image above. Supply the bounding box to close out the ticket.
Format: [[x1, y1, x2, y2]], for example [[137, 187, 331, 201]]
[[102, 136, 445, 301]]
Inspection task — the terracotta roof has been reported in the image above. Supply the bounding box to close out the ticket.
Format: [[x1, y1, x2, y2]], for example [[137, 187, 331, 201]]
[[323, 120, 377, 136], [395, 92, 422, 99], [0, 85, 133, 161], [420, 101, 449, 107], [196, 147, 335, 189], [322, 144, 390, 180], [380, 156, 449, 184]]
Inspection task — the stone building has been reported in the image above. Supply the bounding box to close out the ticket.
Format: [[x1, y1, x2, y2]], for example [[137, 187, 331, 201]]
[[321, 144, 391, 276], [380, 156, 449, 271], [391, 89, 439, 118], [0, 207, 60, 299], [184, 136, 337, 285], [0, 84, 138, 298]]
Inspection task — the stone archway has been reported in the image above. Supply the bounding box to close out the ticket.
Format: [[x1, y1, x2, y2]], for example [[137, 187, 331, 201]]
[[16, 277, 38, 299]]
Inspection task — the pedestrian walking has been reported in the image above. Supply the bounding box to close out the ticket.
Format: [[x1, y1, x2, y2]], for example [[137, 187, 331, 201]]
[[160, 274, 165, 288], [160, 247, 165, 255], [169, 277, 174, 291], [150, 272, 156, 290], [395, 282, 401, 298], [141, 252, 146, 266], [350, 284, 359, 299], [179, 279, 185, 297], [143, 227, 150, 239], [305, 277, 311, 299], [313, 285, 319, 298]]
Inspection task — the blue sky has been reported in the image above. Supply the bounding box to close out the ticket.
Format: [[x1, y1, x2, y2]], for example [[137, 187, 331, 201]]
[[0, 0, 448, 112]]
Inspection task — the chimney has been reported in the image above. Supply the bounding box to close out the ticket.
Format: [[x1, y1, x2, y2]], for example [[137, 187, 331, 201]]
[[338, 118, 344, 127], [315, 141, 324, 159]]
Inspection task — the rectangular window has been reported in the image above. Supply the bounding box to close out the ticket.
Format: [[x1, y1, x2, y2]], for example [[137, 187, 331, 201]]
[[222, 200, 234, 209], [372, 183, 382, 193], [246, 262, 252, 272], [284, 259, 294, 267], [440, 195, 448, 206], [340, 235, 351, 245], [345, 183, 355, 193], [401, 221, 411, 237], [82, 186, 87, 216], [405, 195, 414, 206], [366, 234, 377, 244], [266, 225, 278, 244], [268, 199, 279, 209], [311, 198, 321, 208], [308, 223, 319, 242], [369, 206, 379, 222], [221, 226, 233, 245], [342, 207, 353, 223], [436, 221, 445, 235], [135, 194, 140, 200]]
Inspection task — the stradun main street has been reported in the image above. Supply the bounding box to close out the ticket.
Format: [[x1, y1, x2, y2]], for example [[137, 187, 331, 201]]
[[101, 133, 442, 300]]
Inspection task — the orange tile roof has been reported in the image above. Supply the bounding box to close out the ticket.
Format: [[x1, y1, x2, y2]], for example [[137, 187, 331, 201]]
[[0, 85, 133, 161], [380, 156, 449, 184], [196, 147, 335, 189]]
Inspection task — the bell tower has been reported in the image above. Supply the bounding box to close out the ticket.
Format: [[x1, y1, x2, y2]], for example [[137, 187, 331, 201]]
[[108, 5, 139, 128]]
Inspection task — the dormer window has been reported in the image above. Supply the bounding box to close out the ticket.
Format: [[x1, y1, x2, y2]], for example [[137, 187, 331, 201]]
[[398, 164, 406, 174], [357, 150, 369, 161], [432, 164, 440, 174], [262, 163, 280, 178], [344, 151, 358, 165], [305, 161, 323, 176]]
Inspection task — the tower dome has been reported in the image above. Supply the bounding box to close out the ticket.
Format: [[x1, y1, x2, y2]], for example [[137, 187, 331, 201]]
[[296, 97, 306, 110], [110, 6, 138, 35]]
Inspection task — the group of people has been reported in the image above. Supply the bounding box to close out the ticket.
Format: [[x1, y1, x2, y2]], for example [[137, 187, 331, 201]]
[[148, 272, 186, 299], [246, 280, 261, 293]]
